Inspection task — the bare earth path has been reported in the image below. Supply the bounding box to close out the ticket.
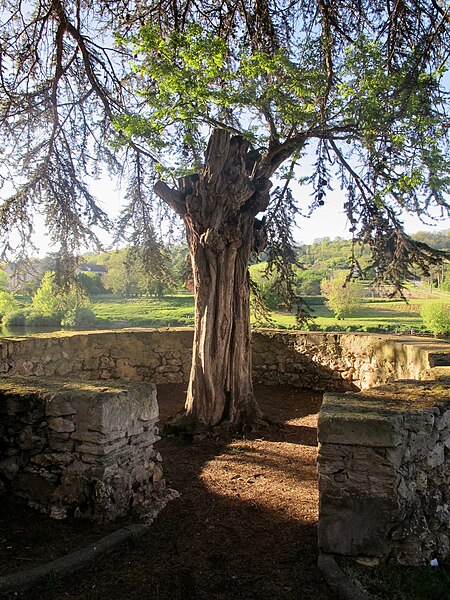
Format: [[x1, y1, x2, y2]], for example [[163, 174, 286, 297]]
[[0, 384, 337, 600]]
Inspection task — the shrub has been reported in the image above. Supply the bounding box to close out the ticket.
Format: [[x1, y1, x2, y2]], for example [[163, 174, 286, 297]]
[[320, 272, 363, 319], [61, 307, 96, 328], [25, 312, 61, 327], [0, 292, 19, 319], [3, 309, 28, 327], [420, 302, 450, 336]]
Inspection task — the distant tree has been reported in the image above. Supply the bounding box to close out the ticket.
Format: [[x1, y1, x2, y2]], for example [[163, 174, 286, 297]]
[[0, 270, 9, 292], [32, 271, 91, 322], [0, 291, 19, 318], [32, 272, 62, 317], [250, 262, 284, 310], [420, 302, 450, 336], [77, 272, 108, 296], [296, 269, 329, 296], [321, 272, 363, 319], [442, 265, 450, 293], [412, 230, 450, 250]]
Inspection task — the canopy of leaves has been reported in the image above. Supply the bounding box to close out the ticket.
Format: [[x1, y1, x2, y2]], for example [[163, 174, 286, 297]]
[[320, 271, 363, 318], [0, 0, 449, 290]]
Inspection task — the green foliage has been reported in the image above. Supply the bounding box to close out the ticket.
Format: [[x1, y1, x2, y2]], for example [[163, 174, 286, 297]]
[[412, 230, 450, 251], [31, 271, 94, 328], [320, 272, 363, 319], [31, 272, 62, 317], [25, 311, 61, 328], [77, 272, 107, 296], [249, 263, 283, 310], [295, 269, 329, 296], [0, 291, 18, 318], [119, 22, 331, 165], [3, 309, 27, 328], [0, 269, 9, 292], [61, 307, 97, 329], [420, 302, 450, 336]]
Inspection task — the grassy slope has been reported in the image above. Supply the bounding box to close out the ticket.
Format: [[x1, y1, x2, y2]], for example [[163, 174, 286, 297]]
[[91, 295, 195, 327], [88, 286, 450, 333]]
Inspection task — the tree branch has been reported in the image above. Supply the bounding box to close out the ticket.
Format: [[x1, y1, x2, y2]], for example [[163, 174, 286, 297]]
[[154, 181, 186, 216]]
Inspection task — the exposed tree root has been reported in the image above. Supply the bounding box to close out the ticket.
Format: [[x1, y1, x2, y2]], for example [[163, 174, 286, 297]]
[[162, 409, 278, 440]]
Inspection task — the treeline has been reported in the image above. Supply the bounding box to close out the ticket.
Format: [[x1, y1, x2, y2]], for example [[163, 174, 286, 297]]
[[5, 246, 190, 298], [4, 229, 450, 302], [79, 246, 189, 297]]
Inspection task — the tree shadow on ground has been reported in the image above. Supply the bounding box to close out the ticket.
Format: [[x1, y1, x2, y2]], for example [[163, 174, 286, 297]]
[[4, 383, 336, 600]]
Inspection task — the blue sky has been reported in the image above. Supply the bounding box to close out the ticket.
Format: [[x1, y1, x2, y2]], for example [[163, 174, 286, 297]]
[[23, 165, 450, 256]]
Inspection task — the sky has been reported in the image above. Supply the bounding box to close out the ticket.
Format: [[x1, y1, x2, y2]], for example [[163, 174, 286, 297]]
[[87, 175, 449, 251], [19, 165, 450, 257], [64, 174, 450, 253], [293, 193, 450, 245]]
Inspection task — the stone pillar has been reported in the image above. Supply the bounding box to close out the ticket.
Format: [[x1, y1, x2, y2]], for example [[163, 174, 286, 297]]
[[317, 379, 450, 565], [0, 377, 166, 522]]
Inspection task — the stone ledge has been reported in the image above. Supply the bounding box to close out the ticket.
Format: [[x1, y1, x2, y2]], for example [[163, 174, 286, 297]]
[[319, 379, 450, 447]]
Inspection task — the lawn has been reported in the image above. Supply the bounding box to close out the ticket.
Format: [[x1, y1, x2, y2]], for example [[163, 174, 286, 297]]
[[87, 288, 450, 334], [3, 287, 448, 335], [91, 294, 195, 328]]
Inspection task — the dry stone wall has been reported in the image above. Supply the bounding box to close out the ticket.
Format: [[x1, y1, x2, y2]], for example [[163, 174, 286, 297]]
[[1, 329, 448, 391], [318, 378, 450, 565], [0, 330, 193, 384], [0, 377, 165, 522], [1, 327, 449, 547]]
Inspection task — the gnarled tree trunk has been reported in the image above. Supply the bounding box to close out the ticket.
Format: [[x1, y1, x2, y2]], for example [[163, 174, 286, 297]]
[[155, 129, 272, 431]]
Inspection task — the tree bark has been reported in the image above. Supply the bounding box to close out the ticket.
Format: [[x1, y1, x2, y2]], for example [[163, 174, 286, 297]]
[[155, 129, 272, 432]]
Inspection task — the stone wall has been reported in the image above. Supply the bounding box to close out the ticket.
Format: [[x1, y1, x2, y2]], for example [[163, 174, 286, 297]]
[[0, 330, 194, 384], [252, 331, 447, 390], [1, 327, 449, 544], [0, 377, 165, 522], [318, 377, 450, 565], [1, 329, 448, 391]]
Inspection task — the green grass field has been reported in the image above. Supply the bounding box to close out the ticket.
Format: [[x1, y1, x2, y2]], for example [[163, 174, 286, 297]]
[[2, 286, 449, 336], [86, 286, 450, 334], [91, 294, 195, 328]]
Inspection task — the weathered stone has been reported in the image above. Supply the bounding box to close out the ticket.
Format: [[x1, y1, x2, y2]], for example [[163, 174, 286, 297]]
[[318, 494, 401, 557], [77, 438, 129, 456], [1, 330, 450, 535], [423, 443, 445, 469], [45, 397, 78, 417], [48, 417, 76, 433], [318, 377, 450, 566], [18, 426, 46, 450], [0, 376, 164, 522], [0, 456, 20, 480], [71, 430, 127, 444], [319, 394, 404, 448]]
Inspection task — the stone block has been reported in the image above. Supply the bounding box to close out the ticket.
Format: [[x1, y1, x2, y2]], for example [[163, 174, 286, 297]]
[[319, 393, 405, 448], [318, 493, 401, 558], [48, 417, 76, 433], [0, 376, 164, 522]]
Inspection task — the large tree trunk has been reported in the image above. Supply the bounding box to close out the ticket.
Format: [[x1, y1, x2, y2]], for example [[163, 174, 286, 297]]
[[155, 129, 272, 432], [184, 207, 259, 430]]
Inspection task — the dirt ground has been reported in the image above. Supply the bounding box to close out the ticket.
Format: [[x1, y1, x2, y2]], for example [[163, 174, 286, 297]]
[[0, 384, 337, 600]]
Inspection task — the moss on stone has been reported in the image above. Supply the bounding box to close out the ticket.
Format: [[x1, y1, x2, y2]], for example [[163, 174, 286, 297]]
[[0, 376, 141, 402]]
